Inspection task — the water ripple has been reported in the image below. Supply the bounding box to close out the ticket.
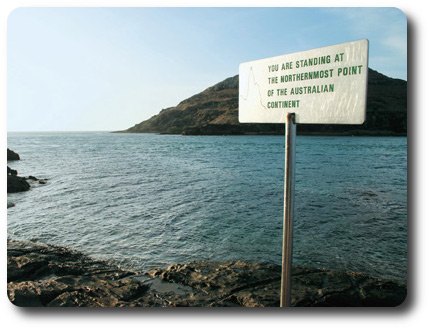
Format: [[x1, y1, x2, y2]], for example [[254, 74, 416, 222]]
[[7, 133, 407, 284]]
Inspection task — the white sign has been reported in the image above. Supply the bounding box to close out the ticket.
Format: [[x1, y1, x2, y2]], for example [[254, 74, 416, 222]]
[[239, 39, 369, 124]]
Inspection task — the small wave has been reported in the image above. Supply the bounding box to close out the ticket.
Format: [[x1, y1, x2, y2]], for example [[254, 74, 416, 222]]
[[7, 133, 407, 283]]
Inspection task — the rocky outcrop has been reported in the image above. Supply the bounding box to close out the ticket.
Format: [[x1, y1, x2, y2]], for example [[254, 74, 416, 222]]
[[7, 167, 30, 193], [7, 149, 29, 193], [7, 150, 48, 194], [7, 148, 20, 161], [147, 260, 406, 307], [7, 240, 158, 307], [117, 69, 406, 136], [7, 240, 406, 307]]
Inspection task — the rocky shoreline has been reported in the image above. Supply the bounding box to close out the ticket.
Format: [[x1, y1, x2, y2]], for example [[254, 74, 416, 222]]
[[7, 240, 406, 307], [6, 148, 406, 307], [7, 149, 48, 207]]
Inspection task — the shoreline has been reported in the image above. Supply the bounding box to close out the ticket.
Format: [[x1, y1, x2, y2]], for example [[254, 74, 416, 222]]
[[7, 239, 407, 307], [113, 129, 407, 137]]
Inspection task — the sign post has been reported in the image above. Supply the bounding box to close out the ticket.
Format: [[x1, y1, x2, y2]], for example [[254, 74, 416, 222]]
[[280, 113, 296, 307], [238, 40, 369, 307]]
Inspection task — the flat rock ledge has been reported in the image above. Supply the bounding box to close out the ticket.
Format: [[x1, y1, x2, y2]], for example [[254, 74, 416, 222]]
[[7, 240, 153, 307], [7, 240, 406, 307]]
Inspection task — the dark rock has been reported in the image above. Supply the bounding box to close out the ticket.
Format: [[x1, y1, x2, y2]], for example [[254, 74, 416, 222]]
[[7, 240, 150, 307], [7, 174, 30, 193], [7, 167, 48, 193], [25, 176, 48, 184], [147, 261, 407, 307], [7, 201, 16, 208], [7, 164, 30, 193], [7, 166, 17, 176], [7, 149, 20, 161], [116, 69, 406, 136], [7, 241, 406, 307], [8, 275, 151, 307], [8, 281, 45, 307]]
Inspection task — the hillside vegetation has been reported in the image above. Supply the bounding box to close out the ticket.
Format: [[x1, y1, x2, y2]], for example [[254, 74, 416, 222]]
[[118, 69, 407, 136]]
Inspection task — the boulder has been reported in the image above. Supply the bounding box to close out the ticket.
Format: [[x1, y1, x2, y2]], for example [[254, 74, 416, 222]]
[[7, 175, 30, 193], [7, 166, 48, 193], [7, 166, 17, 176], [7, 148, 20, 161], [7, 164, 31, 193]]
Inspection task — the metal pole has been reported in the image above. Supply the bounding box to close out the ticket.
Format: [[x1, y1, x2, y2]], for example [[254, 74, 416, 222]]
[[280, 113, 296, 307]]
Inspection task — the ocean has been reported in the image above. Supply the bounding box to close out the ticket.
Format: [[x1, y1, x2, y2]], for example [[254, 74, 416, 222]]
[[7, 132, 407, 284]]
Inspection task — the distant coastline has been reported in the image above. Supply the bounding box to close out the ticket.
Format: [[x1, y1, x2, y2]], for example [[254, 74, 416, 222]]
[[113, 128, 407, 137], [115, 69, 407, 137]]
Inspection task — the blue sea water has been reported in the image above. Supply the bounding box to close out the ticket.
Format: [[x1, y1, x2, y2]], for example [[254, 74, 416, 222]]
[[7, 132, 407, 284]]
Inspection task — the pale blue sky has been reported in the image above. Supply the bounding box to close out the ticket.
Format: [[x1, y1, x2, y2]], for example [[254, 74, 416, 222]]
[[7, 7, 407, 132]]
